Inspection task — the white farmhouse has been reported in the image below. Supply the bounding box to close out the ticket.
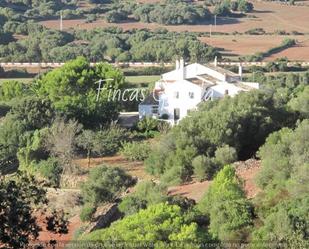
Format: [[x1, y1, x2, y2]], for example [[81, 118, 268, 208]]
[[139, 59, 259, 125]]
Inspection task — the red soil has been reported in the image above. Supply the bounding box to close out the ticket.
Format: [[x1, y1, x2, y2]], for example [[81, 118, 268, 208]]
[[30, 214, 81, 248]]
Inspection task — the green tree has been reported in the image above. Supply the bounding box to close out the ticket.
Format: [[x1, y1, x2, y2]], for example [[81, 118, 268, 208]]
[[34, 57, 125, 127], [10, 96, 55, 130], [0, 172, 47, 249], [81, 165, 135, 205], [288, 86, 309, 118], [0, 117, 26, 173], [199, 165, 253, 242], [81, 203, 209, 248], [251, 197, 309, 249]]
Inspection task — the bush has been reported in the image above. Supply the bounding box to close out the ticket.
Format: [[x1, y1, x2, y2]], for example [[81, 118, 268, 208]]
[[36, 158, 62, 187], [80, 203, 96, 222], [93, 126, 130, 156], [81, 165, 135, 205], [119, 181, 168, 216], [214, 145, 237, 166], [82, 203, 210, 245], [157, 121, 171, 134], [192, 155, 217, 181], [121, 141, 151, 161], [198, 165, 253, 242], [0, 80, 28, 102], [105, 10, 128, 23], [137, 117, 159, 137]]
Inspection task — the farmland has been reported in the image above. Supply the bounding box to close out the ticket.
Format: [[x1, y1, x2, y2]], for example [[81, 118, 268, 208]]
[[38, 1, 309, 61], [199, 34, 309, 61], [40, 1, 309, 33]]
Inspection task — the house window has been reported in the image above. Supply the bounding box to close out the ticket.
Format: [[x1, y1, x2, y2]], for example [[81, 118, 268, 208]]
[[189, 92, 194, 99], [174, 91, 179, 99], [152, 106, 158, 114]]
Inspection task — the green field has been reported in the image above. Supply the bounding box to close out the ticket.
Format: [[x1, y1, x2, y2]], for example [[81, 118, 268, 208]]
[[126, 75, 160, 85]]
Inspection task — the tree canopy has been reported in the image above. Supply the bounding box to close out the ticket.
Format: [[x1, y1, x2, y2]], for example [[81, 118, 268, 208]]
[[34, 57, 125, 127], [81, 202, 209, 248]]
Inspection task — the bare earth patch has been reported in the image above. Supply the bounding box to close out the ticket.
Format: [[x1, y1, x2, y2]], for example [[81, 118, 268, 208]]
[[34, 214, 81, 247]]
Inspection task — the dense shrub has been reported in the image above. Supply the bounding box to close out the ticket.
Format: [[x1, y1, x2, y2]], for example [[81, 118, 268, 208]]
[[146, 91, 292, 184], [136, 117, 159, 137], [119, 181, 168, 216], [251, 197, 309, 249], [1, 27, 219, 63], [10, 96, 55, 130], [92, 126, 130, 156], [198, 165, 253, 242], [256, 120, 309, 196], [0, 80, 28, 102], [121, 141, 151, 161], [81, 203, 210, 246], [81, 165, 135, 205], [0, 117, 26, 173], [133, 1, 211, 25], [36, 157, 62, 187], [192, 155, 216, 181], [288, 85, 309, 118], [80, 203, 96, 222], [214, 144, 237, 166], [105, 10, 128, 23]]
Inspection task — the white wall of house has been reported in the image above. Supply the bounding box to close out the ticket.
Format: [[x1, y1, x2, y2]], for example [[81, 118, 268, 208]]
[[211, 83, 244, 98], [158, 80, 202, 122]]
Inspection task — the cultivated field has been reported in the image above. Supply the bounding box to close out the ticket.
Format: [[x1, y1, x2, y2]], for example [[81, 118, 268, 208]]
[[200, 35, 309, 61], [41, 1, 309, 33], [40, 1, 309, 61], [126, 75, 160, 85]]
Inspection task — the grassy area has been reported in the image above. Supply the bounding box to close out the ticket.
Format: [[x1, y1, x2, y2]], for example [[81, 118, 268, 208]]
[[126, 75, 160, 85]]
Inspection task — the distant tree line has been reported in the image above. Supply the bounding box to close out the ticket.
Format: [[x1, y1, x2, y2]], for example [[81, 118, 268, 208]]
[[104, 0, 254, 24], [0, 25, 220, 62]]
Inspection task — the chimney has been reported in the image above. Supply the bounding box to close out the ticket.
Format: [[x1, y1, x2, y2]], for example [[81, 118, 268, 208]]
[[179, 58, 185, 79], [179, 58, 184, 69], [175, 59, 180, 70], [238, 63, 243, 80], [214, 56, 218, 67]]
